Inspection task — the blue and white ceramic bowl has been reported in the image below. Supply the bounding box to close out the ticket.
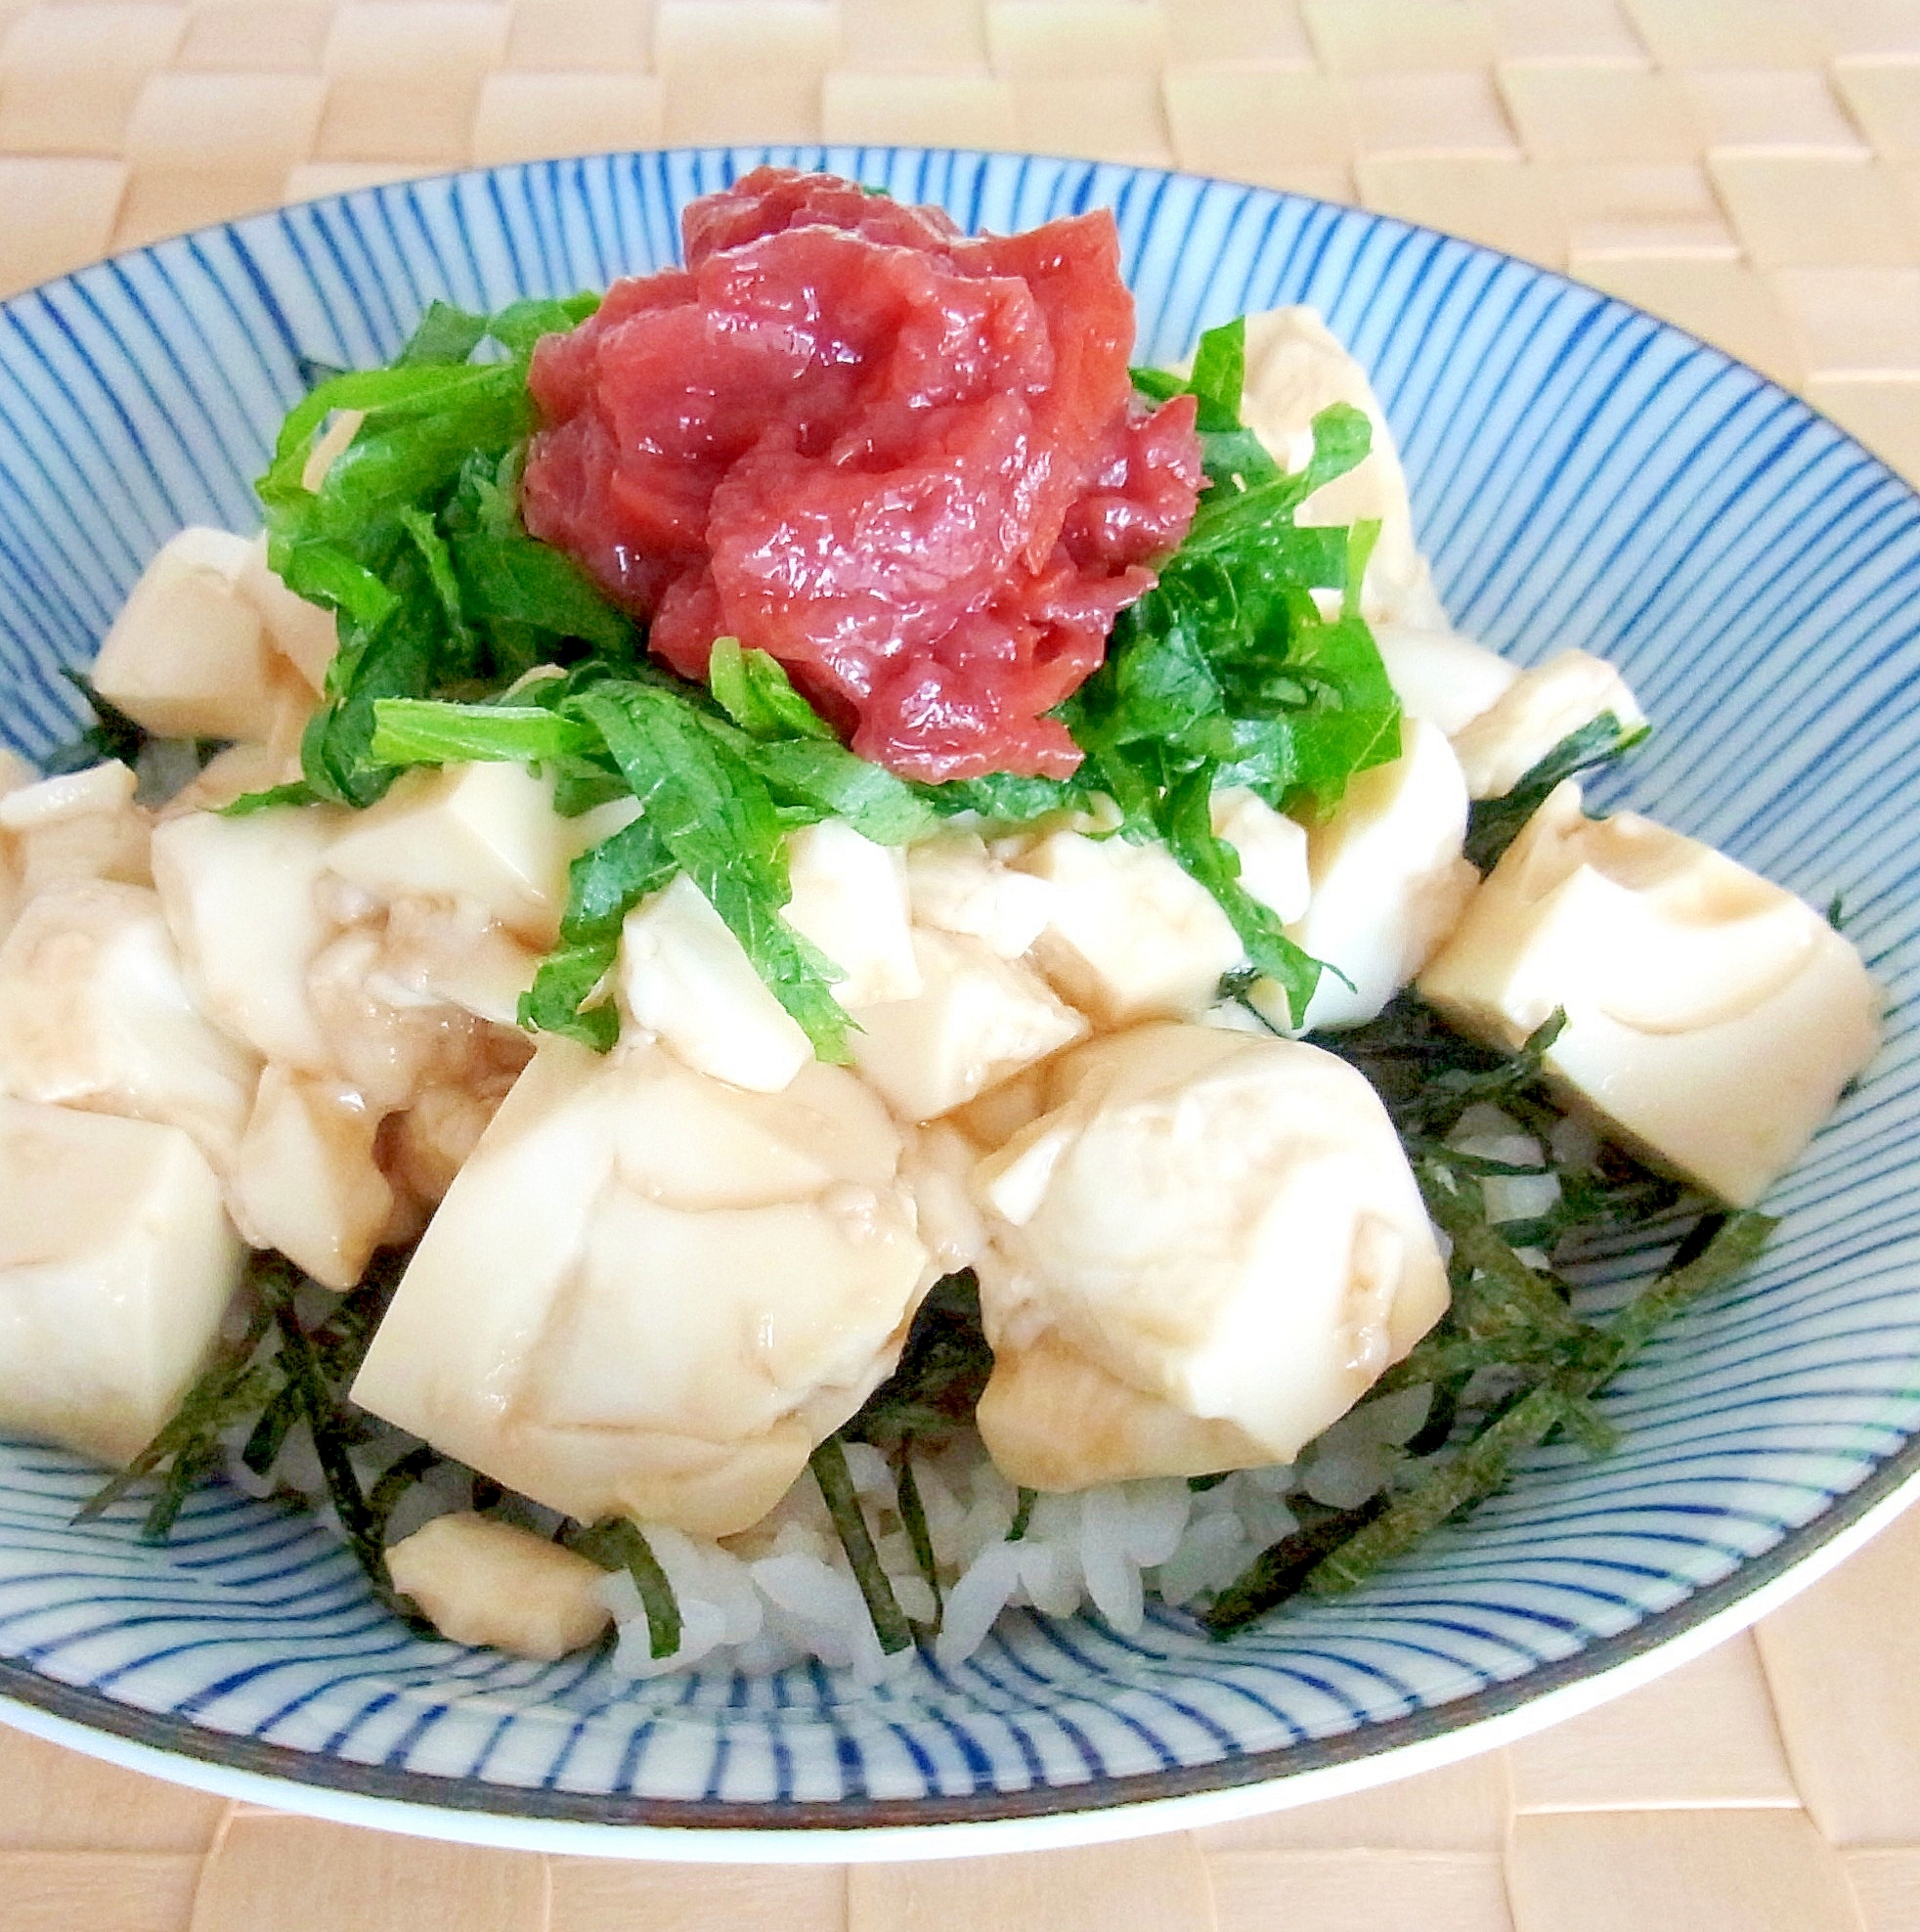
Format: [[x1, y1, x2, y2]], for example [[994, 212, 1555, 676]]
[[2, 148, 1918, 1860]]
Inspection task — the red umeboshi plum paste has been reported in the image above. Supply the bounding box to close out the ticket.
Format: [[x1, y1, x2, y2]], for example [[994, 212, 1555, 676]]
[[520, 167, 1204, 783]]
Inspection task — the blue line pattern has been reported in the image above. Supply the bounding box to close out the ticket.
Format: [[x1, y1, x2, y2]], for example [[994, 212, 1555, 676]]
[[2, 147, 1919, 1822]]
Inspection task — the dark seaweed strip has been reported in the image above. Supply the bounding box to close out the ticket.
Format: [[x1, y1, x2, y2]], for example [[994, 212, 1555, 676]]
[[1303, 1212, 1774, 1599], [892, 1442, 943, 1632], [570, 1518, 681, 1660], [72, 1297, 276, 1524], [810, 1436, 913, 1655], [366, 1443, 448, 1541], [1200, 1498, 1387, 1635], [1007, 1489, 1036, 1543]]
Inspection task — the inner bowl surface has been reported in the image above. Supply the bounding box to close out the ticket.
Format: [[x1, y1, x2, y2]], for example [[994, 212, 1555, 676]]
[[2, 146, 1918, 1853]]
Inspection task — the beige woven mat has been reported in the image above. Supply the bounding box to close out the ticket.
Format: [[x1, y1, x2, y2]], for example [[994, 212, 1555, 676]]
[[5, 2, 1920, 1927]]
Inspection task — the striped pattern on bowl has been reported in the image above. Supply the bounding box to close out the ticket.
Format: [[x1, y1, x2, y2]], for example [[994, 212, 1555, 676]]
[[1, 147, 1916, 1840]]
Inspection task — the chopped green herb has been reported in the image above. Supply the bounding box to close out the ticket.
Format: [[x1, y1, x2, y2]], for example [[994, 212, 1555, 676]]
[[217, 779, 322, 817]]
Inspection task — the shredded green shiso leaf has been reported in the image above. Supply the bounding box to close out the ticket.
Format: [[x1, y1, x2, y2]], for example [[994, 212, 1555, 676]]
[[237, 305, 1402, 1048]]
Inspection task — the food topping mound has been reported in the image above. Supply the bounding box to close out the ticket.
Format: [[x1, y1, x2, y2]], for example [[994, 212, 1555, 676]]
[[520, 167, 1203, 782]]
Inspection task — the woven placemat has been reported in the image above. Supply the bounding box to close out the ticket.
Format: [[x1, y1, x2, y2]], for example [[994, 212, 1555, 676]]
[[4, 4, 1920, 1926]]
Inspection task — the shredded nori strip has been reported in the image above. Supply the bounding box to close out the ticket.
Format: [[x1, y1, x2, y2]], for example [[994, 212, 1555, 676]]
[[892, 1442, 943, 1631], [73, 1295, 277, 1525], [239, 1379, 303, 1478], [843, 1270, 994, 1452], [268, 1281, 393, 1598], [570, 1517, 681, 1659], [366, 1442, 447, 1539], [43, 668, 149, 773], [1200, 1499, 1387, 1634], [1199, 992, 1777, 1636], [1302, 1211, 1773, 1601], [810, 1435, 913, 1655], [1007, 1488, 1036, 1543], [1463, 711, 1646, 871]]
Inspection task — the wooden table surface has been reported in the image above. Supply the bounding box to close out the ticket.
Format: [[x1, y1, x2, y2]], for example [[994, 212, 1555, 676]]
[[5, 3, 1920, 1926]]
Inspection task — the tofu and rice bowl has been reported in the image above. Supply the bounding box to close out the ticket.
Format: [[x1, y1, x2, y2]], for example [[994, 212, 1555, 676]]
[[0, 168, 1882, 1686]]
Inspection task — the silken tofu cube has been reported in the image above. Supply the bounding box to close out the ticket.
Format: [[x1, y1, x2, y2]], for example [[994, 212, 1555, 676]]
[[325, 763, 634, 949], [237, 533, 338, 695], [1014, 795, 1307, 1029], [233, 1067, 393, 1291], [0, 878, 260, 1169], [0, 1098, 244, 1465], [1419, 781, 1882, 1207], [904, 832, 1053, 960], [0, 762, 152, 901], [1282, 717, 1477, 1032], [1017, 828, 1244, 1026], [848, 928, 1087, 1123], [783, 819, 921, 1007], [351, 1038, 929, 1539], [152, 803, 345, 1070], [619, 872, 813, 1094], [89, 527, 287, 743], [385, 1513, 611, 1659], [1451, 650, 1645, 801]]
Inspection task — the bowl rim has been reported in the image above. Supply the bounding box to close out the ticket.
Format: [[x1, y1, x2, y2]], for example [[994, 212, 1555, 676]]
[[1, 142, 1916, 1856], [6, 1449, 1915, 1860]]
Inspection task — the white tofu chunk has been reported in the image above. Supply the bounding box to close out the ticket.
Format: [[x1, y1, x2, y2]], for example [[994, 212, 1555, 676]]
[[971, 1024, 1449, 1490], [1018, 828, 1243, 1026], [783, 818, 921, 1006], [0, 879, 259, 1167], [1419, 780, 1881, 1207], [849, 928, 1088, 1122], [0, 748, 33, 798], [1282, 718, 1478, 1032], [1239, 307, 1447, 630], [387, 1082, 501, 1206], [233, 1067, 393, 1291], [1210, 786, 1310, 923], [303, 922, 526, 1116], [904, 832, 1054, 959], [0, 761, 152, 897], [1451, 649, 1645, 801], [901, 1120, 990, 1278], [352, 1039, 929, 1538], [152, 803, 345, 1069], [325, 763, 631, 949], [0, 1098, 244, 1465], [1372, 621, 1519, 737], [237, 532, 337, 694], [373, 894, 542, 1030], [90, 527, 287, 742], [159, 678, 313, 815], [619, 872, 813, 1093], [385, 1513, 611, 1660]]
